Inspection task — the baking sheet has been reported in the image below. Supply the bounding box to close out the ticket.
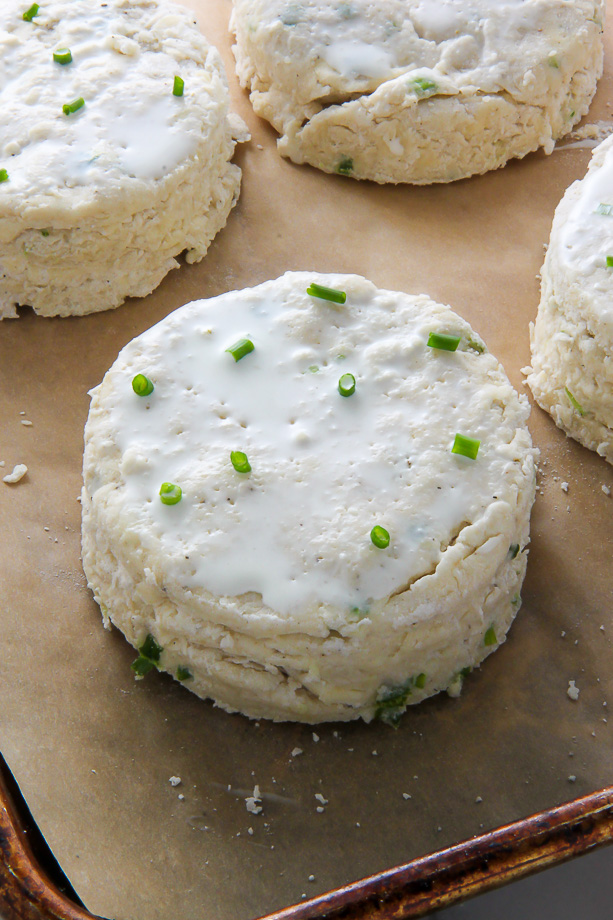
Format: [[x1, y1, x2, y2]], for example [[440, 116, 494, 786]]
[[1, 1, 612, 919]]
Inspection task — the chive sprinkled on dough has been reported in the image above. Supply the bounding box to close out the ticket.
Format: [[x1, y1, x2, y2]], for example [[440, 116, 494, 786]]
[[132, 373, 154, 397], [131, 633, 163, 677], [606, 255, 613, 268], [375, 680, 412, 726], [410, 76, 438, 97], [595, 203, 613, 216], [159, 482, 182, 504], [336, 156, 353, 176], [173, 75, 184, 96], [508, 543, 520, 559], [22, 3, 39, 20], [131, 656, 155, 677], [231, 450, 251, 473], [371, 525, 390, 549], [338, 373, 356, 397], [564, 386, 585, 416], [427, 332, 461, 352], [452, 433, 480, 459], [53, 48, 72, 64], [0, 169, 8, 184], [176, 665, 193, 681], [414, 672, 426, 689], [62, 97, 85, 116], [484, 625, 497, 646], [306, 282, 346, 304], [226, 338, 254, 361], [40, 229, 49, 236]]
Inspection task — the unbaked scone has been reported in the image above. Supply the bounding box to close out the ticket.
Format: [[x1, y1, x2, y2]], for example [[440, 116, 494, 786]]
[[0, 0, 248, 318], [82, 272, 537, 723], [527, 135, 613, 464], [230, 0, 604, 184]]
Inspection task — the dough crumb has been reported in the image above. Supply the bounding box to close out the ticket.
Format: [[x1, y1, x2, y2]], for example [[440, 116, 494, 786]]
[[312, 733, 319, 742], [560, 481, 569, 493], [246, 785, 263, 814], [291, 747, 303, 757], [3, 463, 27, 484], [169, 776, 182, 787], [567, 680, 580, 701], [402, 793, 412, 800], [568, 775, 577, 782], [602, 485, 611, 496]]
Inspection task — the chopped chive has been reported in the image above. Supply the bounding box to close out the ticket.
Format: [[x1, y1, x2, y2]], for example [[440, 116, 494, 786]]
[[225, 337, 254, 361], [139, 633, 163, 662], [306, 282, 346, 304], [338, 372, 356, 397], [414, 672, 426, 689], [371, 525, 390, 549], [336, 156, 353, 176], [0, 169, 8, 184], [230, 450, 251, 473], [460, 666, 472, 679], [40, 229, 49, 236], [606, 255, 613, 268], [508, 543, 520, 559], [465, 336, 486, 354], [159, 482, 182, 504], [53, 48, 72, 64], [308, 365, 319, 373], [595, 203, 613, 216], [375, 680, 412, 726], [131, 656, 155, 677], [62, 97, 84, 116], [511, 593, 521, 608], [427, 332, 461, 352], [548, 54, 559, 68], [484, 625, 497, 646], [410, 76, 437, 97], [173, 75, 184, 96], [23, 3, 39, 21], [132, 373, 154, 397], [176, 665, 193, 681], [452, 433, 480, 460], [564, 386, 585, 416]]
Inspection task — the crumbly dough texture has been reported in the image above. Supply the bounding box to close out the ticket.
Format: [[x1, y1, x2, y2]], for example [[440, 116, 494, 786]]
[[230, 0, 604, 184], [82, 272, 537, 723], [527, 135, 613, 464], [0, 0, 248, 318]]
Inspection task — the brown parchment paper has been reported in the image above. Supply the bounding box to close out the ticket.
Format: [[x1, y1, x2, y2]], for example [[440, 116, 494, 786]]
[[1, 2, 613, 918]]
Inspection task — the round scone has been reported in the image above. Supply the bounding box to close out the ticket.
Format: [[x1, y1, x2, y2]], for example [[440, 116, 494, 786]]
[[230, 0, 604, 184], [527, 135, 613, 464], [0, 0, 248, 318], [82, 272, 537, 723]]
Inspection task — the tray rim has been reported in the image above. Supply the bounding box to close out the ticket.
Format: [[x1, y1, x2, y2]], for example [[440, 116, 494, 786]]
[[2, 755, 612, 920]]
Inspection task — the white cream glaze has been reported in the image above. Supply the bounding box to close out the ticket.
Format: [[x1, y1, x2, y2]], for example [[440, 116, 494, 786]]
[[89, 274, 530, 618], [0, 1, 201, 189]]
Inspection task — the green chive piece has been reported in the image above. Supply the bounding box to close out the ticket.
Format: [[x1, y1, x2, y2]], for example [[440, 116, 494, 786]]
[[460, 666, 472, 679], [427, 332, 461, 352], [508, 543, 520, 559], [338, 372, 356, 397], [62, 97, 84, 116], [132, 373, 154, 397], [176, 665, 193, 681], [0, 169, 8, 184], [410, 76, 437, 97], [230, 450, 251, 473], [336, 156, 353, 176], [308, 365, 319, 373], [606, 255, 613, 268], [595, 203, 613, 216], [53, 48, 72, 64], [23, 3, 39, 21], [131, 656, 155, 677], [306, 282, 346, 304], [139, 633, 163, 662], [40, 229, 49, 236], [484, 625, 497, 646], [564, 386, 585, 416], [173, 75, 184, 96], [511, 594, 521, 608], [465, 336, 486, 354], [226, 338, 254, 361], [375, 680, 412, 726], [159, 482, 182, 504], [371, 525, 390, 549], [414, 672, 426, 689], [452, 433, 480, 460]]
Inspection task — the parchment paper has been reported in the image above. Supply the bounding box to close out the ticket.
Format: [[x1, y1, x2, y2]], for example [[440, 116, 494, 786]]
[[1, 2, 612, 919]]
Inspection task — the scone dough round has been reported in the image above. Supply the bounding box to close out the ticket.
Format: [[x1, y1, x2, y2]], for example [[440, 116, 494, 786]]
[[528, 135, 613, 464], [230, 0, 604, 184], [82, 272, 537, 723], [0, 0, 248, 318]]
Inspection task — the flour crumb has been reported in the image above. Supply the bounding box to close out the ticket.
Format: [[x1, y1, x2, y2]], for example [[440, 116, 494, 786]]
[[312, 732, 319, 742], [3, 463, 28, 484], [560, 481, 569, 493], [602, 484, 611, 496], [567, 680, 580, 701], [402, 793, 412, 800], [568, 775, 577, 782], [247, 827, 254, 836], [315, 793, 328, 805], [178, 793, 185, 801], [475, 796, 483, 804], [169, 776, 182, 787], [291, 747, 303, 758], [246, 785, 263, 815], [308, 874, 315, 882]]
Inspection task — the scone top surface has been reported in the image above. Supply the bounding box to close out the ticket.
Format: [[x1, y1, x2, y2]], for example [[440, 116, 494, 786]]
[[0, 0, 227, 216], [84, 273, 532, 624]]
